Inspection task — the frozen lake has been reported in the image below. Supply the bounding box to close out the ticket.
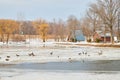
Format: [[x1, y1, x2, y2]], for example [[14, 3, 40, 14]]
[[0, 42, 120, 80], [0, 60, 120, 80]]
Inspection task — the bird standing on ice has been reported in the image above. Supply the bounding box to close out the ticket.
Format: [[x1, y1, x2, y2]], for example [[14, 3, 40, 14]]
[[50, 52, 53, 55]]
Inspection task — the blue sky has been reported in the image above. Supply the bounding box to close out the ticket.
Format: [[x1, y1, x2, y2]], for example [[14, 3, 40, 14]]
[[0, 0, 95, 21]]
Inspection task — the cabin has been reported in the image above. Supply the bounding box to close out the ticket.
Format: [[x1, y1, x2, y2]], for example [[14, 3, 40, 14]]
[[100, 33, 111, 42], [93, 31, 117, 42]]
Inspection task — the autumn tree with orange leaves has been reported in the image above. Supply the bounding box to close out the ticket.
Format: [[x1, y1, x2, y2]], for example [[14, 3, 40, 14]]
[[0, 19, 19, 43], [33, 19, 49, 42]]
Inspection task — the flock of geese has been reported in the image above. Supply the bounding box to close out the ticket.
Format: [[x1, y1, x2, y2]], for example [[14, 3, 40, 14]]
[[0, 50, 103, 62]]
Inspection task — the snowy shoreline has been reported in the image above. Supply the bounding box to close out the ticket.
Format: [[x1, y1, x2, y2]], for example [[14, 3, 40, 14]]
[[54, 42, 120, 47]]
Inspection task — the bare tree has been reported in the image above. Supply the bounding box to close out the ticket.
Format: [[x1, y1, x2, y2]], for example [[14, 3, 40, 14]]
[[49, 19, 66, 42], [57, 19, 66, 41], [89, 0, 120, 44], [81, 18, 93, 41], [117, 11, 120, 40], [53, 19, 59, 41], [67, 15, 80, 42]]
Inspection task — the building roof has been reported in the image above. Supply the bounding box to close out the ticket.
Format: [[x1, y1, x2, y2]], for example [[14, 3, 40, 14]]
[[75, 30, 85, 41], [95, 30, 111, 37]]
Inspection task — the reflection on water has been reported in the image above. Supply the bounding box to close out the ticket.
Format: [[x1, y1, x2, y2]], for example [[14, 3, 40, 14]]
[[0, 60, 120, 71]]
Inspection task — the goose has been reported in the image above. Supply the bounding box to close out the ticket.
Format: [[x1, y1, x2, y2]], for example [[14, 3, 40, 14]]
[[16, 54, 20, 57], [5, 59, 9, 61], [68, 58, 71, 60], [29, 53, 32, 56], [98, 50, 102, 55], [31, 52, 35, 56], [7, 56, 10, 58], [88, 55, 90, 56], [78, 53, 81, 55], [68, 58, 73, 63], [82, 51, 84, 55], [84, 52, 87, 55], [29, 52, 35, 56], [50, 52, 53, 55]]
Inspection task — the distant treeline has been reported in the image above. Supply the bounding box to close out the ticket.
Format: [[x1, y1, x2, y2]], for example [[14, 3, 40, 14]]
[[0, 0, 119, 43]]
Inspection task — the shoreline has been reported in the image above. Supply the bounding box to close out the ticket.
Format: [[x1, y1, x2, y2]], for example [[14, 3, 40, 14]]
[[0, 41, 120, 48], [55, 42, 120, 48]]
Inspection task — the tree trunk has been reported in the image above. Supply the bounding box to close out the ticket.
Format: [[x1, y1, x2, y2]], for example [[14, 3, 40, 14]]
[[43, 33, 46, 42], [110, 26, 114, 44], [6, 34, 10, 44], [104, 25, 106, 43], [1, 34, 5, 43]]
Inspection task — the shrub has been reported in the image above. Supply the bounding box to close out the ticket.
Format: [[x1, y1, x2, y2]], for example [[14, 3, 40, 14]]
[[71, 38, 77, 42], [95, 38, 101, 43], [87, 39, 91, 42]]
